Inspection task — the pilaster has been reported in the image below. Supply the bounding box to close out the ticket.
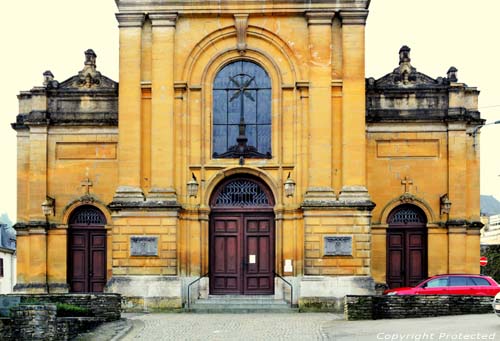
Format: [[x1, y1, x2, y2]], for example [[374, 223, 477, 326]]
[[304, 12, 335, 204], [339, 10, 370, 203], [147, 13, 178, 204], [28, 124, 48, 221], [114, 13, 146, 203], [447, 121, 467, 220]]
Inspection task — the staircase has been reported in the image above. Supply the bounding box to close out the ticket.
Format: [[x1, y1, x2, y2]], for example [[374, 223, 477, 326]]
[[187, 295, 298, 313]]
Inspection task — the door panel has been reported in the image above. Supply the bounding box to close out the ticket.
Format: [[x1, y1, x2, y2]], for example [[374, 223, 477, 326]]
[[243, 216, 274, 294], [210, 216, 242, 294]]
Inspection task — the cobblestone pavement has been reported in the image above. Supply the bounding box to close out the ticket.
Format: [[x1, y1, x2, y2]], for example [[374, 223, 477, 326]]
[[120, 313, 344, 341]]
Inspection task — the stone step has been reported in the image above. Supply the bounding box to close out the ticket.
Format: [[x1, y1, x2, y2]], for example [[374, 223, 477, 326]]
[[187, 295, 297, 313], [188, 306, 299, 313]]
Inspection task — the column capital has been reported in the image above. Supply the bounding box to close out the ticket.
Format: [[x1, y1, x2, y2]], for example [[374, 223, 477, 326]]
[[149, 13, 178, 27], [340, 10, 369, 25], [306, 11, 335, 25], [115, 12, 146, 28]]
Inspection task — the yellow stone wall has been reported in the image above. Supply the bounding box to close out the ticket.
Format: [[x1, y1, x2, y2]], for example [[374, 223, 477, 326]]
[[14, 0, 482, 295]]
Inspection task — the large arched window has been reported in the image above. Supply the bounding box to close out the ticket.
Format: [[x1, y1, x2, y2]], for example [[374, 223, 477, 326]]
[[212, 61, 272, 159]]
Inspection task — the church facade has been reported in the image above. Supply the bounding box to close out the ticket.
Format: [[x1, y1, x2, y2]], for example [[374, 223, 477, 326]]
[[13, 0, 483, 309]]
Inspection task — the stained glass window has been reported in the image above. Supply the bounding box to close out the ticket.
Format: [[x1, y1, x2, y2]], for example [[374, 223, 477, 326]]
[[212, 61, 272, 158]]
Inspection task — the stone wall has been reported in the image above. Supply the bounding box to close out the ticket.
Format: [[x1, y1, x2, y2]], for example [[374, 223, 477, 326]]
[[0, 294, 121, 340], [345, 295, 494, 320], [14, 293, 121, 321]]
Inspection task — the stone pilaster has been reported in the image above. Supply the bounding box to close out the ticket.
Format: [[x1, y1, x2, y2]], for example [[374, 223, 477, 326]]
[[339, 10, 370, 203], [147, 13, 178, 204], [303, 12, 335, 204], [113, 13, 146, 203], [447, 121, 467, 220]]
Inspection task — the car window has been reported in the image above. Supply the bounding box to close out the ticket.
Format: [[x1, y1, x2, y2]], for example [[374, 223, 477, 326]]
[[449, 276, 468, 286], [469, 277, 490, 286], [425, 277, 448, 287]]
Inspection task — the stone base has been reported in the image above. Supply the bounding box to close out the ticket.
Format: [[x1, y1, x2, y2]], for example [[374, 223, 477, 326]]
[[48, 282, 70, 293], [111, 186, 145, 203], [338, 186, 371, 204], [13, 283, 48, 294], [105, 276, 182, 311], [302, 187, 336, 206], [146, 187, 178, 205], [300, 275, 375, 296]]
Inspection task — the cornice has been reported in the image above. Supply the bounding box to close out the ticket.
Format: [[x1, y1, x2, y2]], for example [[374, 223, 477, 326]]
[[149, 13, 178, 27], [115, 12, 146, 28], [306, 11, 335, 25], [340, 9, 369, 25]]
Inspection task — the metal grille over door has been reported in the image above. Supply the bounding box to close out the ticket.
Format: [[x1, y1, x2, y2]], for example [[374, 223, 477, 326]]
[[213, 179, 270, 207]]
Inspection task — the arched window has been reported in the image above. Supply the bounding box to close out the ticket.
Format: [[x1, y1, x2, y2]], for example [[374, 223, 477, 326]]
[[69, 205, 106, 225], [387, 204, 427, 225], [212, 61, 272, 159]]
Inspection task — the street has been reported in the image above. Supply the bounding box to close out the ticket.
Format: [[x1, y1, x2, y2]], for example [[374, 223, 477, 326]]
[[118, 313, 500, 341]]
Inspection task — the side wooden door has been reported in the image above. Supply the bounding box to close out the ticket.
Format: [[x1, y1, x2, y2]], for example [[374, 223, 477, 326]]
[[68, 205, 107, 293], [386, 204, 427, 289]]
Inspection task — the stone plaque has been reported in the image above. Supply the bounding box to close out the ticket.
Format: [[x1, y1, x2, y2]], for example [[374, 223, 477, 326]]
[[324, 236, 352, 256], [130, 236, 158, 256]]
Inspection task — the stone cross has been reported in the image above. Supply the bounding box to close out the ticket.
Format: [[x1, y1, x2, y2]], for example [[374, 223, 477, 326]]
[[81, 168, 93, 195], [401, 176, 413, 193]]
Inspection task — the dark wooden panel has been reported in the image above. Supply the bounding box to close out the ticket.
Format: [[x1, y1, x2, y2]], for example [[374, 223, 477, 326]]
[[68, 226, 106, 293], [387, 226, 427, 289]]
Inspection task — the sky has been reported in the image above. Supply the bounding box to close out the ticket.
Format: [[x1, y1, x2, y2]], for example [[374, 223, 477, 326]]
[[0, 0, 499, 222]]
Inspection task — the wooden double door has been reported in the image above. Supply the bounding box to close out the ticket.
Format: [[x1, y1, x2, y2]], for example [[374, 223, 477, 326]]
[[210, 212, 275, 295], [387, 227, 427, 288], [68, 205, 107, 293]]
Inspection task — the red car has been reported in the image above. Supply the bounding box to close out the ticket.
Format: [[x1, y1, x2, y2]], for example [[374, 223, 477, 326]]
[[384, 274, 500, 296]]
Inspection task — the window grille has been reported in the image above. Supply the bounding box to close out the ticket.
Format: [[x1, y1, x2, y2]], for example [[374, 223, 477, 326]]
[[389, 206, 425, 224], [70, 206, 106, 225], [214, 180, 270, 207]]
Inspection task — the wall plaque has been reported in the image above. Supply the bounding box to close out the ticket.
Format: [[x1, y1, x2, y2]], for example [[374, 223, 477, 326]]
[[324, 236, 352, 256], [130, 236, 158, 256]]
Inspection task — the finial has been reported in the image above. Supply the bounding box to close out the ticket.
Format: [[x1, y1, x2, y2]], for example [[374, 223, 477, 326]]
[[84, 49, 97, 68], [399, 45, 411, 65], [43, 70, 54, 86], [447, 66, 458, 82]]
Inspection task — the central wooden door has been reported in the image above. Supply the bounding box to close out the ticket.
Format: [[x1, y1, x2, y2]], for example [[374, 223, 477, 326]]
[[68, 205, 107, 293], [209, 177, 275, 295], [386, 204, 427, 289]]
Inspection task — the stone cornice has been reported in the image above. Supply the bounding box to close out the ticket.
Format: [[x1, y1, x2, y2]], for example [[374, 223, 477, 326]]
[[340, 10, 369, 25], [115, 12, 146, 28], [115, 0, 370, 15], [306, 11, 335, 25], [149, 13, 178, 27]]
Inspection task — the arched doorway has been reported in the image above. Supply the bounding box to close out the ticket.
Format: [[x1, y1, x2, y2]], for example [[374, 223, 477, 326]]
[[67, 205, 107, 292], [209, 175, 275, 295], [386, 204, 427, 288]]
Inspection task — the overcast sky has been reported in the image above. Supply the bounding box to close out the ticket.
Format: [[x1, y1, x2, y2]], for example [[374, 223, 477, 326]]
[[1, 0, 499, 221]]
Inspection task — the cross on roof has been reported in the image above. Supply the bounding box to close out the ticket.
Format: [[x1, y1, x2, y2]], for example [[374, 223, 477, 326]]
[[401, 176, 413, 193]]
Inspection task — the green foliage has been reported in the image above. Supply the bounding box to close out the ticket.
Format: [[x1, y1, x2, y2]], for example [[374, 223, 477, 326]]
[[20, 297, 41, 305], [56, 303, 91, 317], [482, 245, 500, 283]]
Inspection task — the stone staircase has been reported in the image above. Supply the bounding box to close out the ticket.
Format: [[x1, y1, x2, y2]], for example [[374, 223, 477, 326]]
[[187, 295, 298, 313]]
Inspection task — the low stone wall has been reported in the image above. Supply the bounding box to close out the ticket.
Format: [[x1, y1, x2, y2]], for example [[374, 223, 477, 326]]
[[0, 294, 121, 340], [345, 295, 494, 320], [7, 293, 121, 321], [298, 297, 345, 312]]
